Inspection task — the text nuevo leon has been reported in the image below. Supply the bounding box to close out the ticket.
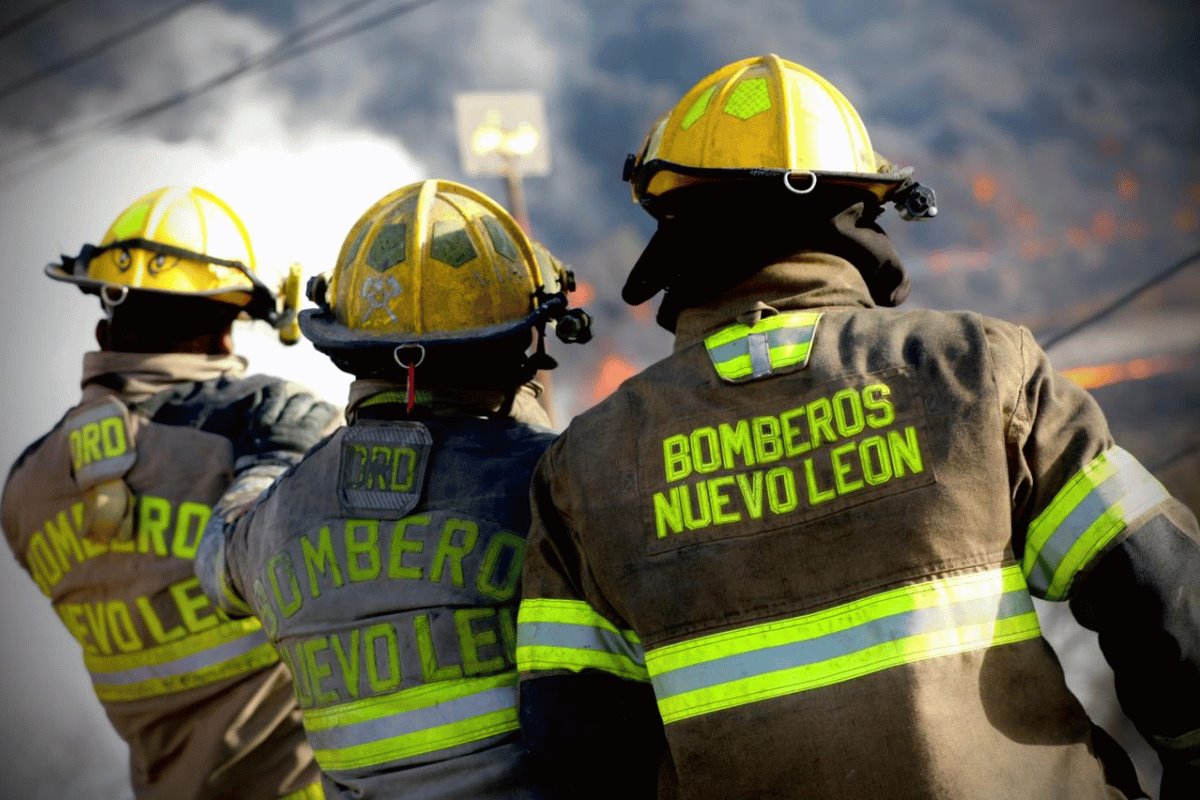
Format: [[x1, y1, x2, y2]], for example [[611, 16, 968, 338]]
[[653, 382, 926, 538]]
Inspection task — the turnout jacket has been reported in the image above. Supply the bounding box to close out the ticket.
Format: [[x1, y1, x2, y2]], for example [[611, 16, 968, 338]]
[[197, 382, 558, 799], [1, 351, 322, 800], [516, 255, 1200, 799]]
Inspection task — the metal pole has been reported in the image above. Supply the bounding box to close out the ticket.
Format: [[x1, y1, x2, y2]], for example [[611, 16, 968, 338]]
[[501, 155, 556, 426]]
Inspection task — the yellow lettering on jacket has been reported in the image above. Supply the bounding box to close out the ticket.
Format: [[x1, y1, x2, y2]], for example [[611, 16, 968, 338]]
[[69, 416, 127, 471], [280, 607, 517, 708], [280, 515, 519, 611], [54, 575, 231, 656], [25, 497, 213, 594], [653, 381, 928, 539]]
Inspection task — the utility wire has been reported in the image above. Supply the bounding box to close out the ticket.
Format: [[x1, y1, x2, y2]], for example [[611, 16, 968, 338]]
[[1039, 246, 1200, 351], [118, 0, 448, 128], [0, 0, 75, 41], [0, 0, 447, 170], [0, 0, 208, 102], [1149, 440, 1200, 474]]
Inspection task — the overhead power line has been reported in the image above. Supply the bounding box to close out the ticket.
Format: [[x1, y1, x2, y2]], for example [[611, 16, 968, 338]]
[[0, 0, 449, 172], [0, 0, 208, 102], [0, 0, 75, 41], [1040, 246, 1200, 351], [1150, 440, 1200, 474]]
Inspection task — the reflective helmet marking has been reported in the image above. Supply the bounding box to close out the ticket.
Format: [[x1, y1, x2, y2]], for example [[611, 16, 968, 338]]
[[680, 85, 716, 131], [366, 222, 408, 272], [723, 77, 771, 120], [360, 274, 402, 322], [429, 220, 477, 268]]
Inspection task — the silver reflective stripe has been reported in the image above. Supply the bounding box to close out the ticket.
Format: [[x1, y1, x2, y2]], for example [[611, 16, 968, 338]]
[[89, 629, 269, 685], [652, 589, 1033, 701], [1025, 474, 1135, 594], [747, 333, 772, 378], [516, 620, 647, 668], [1024, 446, 1169, 600], [305, 685, 517, 752], [707, 337, 747, 365], [767, 324, 816, 350]]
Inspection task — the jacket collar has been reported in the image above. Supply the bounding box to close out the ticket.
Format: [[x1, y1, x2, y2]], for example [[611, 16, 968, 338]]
[[80, 351, 248, 405], [345, 379, 552, 428], [672, 252, 875, 352]]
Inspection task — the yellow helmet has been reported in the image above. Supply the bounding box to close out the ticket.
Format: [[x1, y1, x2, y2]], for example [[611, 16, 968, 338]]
[[301, 179, 590, 363], [46, 186, 279, 322], [624, 54, 935, 219]]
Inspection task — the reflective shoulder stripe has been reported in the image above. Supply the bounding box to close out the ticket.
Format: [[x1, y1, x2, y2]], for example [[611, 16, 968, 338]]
[[645, 566, 1040, 724], [279, 782, 325, 800], [304, 672, 518, 773], [704, 311, 821, 383], [1023, 446, 1169, 601], [516, 598, 649, 682], [86, 619, 278, 701]]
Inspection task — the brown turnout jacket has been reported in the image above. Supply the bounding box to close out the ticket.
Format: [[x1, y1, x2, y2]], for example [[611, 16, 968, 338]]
[[516, 256, 1200, 799], [2, 352, 321, 800]]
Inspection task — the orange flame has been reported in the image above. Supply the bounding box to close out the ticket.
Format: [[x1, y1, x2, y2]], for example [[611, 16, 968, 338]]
[[1062, 354, 1190, 391], [1174, 209, 1198, 233], [588, 354, 639, 405], [927, 248, 992, 274]]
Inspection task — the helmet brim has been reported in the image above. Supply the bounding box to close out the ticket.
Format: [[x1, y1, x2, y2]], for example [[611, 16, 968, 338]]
[[44, 261, 276, 320], [299, 307, 544, 353]]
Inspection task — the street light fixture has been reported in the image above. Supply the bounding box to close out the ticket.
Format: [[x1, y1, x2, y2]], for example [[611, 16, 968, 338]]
[[453, 93, 550, 233]]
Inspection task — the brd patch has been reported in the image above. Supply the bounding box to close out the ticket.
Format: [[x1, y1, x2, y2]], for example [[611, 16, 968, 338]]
[[338, 421, 432, 518], [65, 397, 136, 490]]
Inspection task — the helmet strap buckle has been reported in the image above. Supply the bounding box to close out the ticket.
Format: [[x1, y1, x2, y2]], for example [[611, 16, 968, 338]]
[[783, 171, 818, 195], [100, 285, 129, 319]]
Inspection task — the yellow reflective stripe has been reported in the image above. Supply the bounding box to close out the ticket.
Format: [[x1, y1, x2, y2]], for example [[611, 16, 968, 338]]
[[305, 673, 518, 772], [705, 311, 821, 381], [646, 566, 1040, 724], [279, 781, 325, 800], [93, 642, 279, 701], [705, 310, 821, 348], [306, 676, 518, 772], [1024, 446, 1169, 600], [303, 672, 514, 732], [517, 598, 648, 682], [84, 617, 263, 673], [313, 709, 518, 772]]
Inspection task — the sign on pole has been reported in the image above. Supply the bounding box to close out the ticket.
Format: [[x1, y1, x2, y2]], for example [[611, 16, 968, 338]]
[[453, 92, 551, 177]]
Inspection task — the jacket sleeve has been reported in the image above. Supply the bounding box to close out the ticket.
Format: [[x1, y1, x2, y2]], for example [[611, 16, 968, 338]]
[[195, 382, 340, 619], [517, 439, 666, 799], [994, 323, 1200, 795]]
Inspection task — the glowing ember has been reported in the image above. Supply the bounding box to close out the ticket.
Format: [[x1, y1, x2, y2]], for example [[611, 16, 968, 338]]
[[1063, 354, 1191, 391], [1115, 170, 1139, 202], [973, 174, 997, 206]]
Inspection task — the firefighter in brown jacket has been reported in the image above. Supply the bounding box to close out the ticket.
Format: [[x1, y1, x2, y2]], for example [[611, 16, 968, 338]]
[[515, 55, 1200, 799], [1, 186, 336, 799]]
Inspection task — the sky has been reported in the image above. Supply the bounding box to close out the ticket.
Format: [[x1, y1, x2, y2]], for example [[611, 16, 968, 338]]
[[0, 0, 1196, 796]]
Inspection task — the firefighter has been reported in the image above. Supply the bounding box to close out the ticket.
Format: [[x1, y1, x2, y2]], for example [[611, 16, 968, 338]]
[[195, 179, 592, 799], [515, 55, 1199, 799], [1, 186, 337, 799]]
